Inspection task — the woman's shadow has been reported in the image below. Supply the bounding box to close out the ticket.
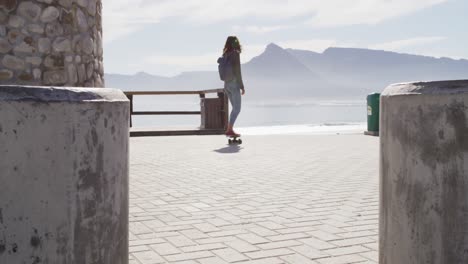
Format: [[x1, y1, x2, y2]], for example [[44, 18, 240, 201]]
[[213, 144, 242, 154]]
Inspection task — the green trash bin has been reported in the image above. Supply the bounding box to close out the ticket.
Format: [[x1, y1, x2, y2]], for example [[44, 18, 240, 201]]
[[367, 93, 380, 134]]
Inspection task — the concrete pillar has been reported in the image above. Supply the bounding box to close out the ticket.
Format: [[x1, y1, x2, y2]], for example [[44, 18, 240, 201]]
[[380, 80, 468, 264], [0, 85, 129, 264], [0, 0, 104, 87]]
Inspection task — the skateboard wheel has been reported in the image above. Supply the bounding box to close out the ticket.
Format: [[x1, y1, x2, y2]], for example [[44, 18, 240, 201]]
[[238, 139, 242, 144], [228, 139, 232, 144]]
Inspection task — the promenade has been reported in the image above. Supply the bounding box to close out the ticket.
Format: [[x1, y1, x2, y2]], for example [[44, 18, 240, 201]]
[[129, 134, 379, 264]]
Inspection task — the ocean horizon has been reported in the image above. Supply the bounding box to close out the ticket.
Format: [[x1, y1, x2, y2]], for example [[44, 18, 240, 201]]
[[131, 98, 368, 135]]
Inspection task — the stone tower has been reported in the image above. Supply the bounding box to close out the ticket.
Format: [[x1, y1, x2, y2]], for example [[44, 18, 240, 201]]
[[0, 0, 104, 87]]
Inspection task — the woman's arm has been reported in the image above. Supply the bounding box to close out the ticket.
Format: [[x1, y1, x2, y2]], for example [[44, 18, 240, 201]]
[[233, 51, 245, 90]]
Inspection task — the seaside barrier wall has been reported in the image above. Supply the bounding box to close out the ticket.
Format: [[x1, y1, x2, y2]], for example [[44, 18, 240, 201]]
[[0, 85, 129, 264], [380, 80, 468, 263], [0, 1, 129, 263]]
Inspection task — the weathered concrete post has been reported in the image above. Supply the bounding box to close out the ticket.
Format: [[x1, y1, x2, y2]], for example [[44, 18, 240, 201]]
[[0, 0, 104, 87], [0, 1, 128, 263], [0, 85, 129, 263], [380, 80, 468, 264]]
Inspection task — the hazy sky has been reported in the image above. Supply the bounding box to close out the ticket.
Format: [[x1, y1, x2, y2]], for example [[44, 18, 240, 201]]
[[102, 0, 468, 76]]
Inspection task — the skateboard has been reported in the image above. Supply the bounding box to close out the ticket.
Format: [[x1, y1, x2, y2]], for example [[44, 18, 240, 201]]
[[227, 136, 242, 145]]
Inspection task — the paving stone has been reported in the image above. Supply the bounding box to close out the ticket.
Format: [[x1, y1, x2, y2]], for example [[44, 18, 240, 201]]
[[193, 223, 221, 233], [165, 251, 213, 262], [237, 258, 285, 264], [225, 239, 260, 253], [317, 254, 368, 264], [129, 238, 165, 247], [236, 233, 270, 245], [245, 248, 295, 260], [330, 237, 375, 247], [130, 222, 153, 235], [324, 245, 371, 257], [181, 229, 210, 239], [308, 230, 342, 241], [360, 251, 378, 262], [198, 257, 230, 264], [250, 226, 279, 237], [281, 253, 319, 264], [172, 261, 199, 264], [258, 240, 302, 250], [267, 233, 310, 242], [149, 243, 180, 256], [196, 236, 237, 245], [181, 243, 227, 253], [213, 248, 249, 263], [299, 237, 337, 250], [291, 245, 329, 259], [132, 250, 165, 264], [166, 235, 197, 247], [129, 245, 150, 253], [209, 229, 248, 238]]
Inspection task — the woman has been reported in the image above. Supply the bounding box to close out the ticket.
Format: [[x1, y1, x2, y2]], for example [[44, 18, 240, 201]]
[[222, 36, 245, 137]]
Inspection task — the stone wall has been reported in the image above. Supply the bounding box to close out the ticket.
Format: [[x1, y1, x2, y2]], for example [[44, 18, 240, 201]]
[[0, 0, 104, 87]]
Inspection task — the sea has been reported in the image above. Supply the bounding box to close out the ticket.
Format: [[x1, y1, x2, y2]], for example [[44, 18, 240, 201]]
[[131, 96, 367, 135]]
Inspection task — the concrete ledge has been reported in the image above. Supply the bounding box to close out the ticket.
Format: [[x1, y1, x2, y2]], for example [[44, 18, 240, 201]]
[[0, 85, 128, 102], [0, 86, 129, 264], [382, 79, 468, 96]]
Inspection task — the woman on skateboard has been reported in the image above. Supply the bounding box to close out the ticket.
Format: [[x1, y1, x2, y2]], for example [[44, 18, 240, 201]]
[[222, 36, 245, 137]]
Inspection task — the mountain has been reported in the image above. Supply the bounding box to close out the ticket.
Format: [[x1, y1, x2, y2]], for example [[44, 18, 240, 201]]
[[288, 47, 468, 89], [245, 43, 314, 78], [106, 43, 468, 100]]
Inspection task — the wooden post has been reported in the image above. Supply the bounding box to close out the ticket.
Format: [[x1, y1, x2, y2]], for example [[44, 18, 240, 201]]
[[199, 93, 204, 129], [128, 94, 134, 127], [218, 92, 229, 130]]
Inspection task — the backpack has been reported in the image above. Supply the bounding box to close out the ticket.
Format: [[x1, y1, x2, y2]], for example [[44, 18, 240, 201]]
[[217, 52, 234, 81]]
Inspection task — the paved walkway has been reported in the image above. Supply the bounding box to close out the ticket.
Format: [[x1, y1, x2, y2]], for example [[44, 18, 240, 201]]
[[129, 134, 379, 264]]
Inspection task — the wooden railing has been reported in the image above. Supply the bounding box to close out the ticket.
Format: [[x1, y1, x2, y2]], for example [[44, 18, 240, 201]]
[[124, 89, 228, 137]]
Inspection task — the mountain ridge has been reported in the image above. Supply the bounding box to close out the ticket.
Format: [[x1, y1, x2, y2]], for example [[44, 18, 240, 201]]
[[106, 43, 468, 99]]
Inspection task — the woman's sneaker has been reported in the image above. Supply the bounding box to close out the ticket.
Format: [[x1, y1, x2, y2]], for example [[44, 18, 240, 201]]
[[225, 130, 240, 137]]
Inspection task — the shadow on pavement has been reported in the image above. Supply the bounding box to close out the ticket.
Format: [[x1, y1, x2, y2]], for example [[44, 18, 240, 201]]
[[213, 145, 243, 154]]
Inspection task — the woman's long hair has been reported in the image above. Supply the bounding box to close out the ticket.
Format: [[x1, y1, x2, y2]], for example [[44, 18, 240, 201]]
[[223, 36, 242, 55]]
